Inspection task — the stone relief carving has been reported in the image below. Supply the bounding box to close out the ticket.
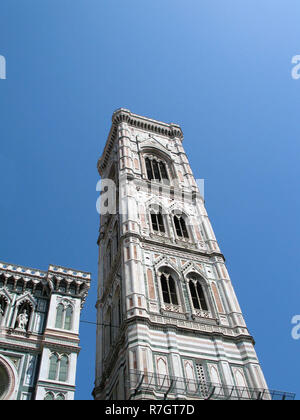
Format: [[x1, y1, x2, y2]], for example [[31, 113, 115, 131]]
[[16, 310, 29, 331]]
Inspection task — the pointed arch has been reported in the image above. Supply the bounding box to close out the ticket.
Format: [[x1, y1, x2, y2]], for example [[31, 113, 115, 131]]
[[58, 355, 69, 382], [64, 306, 73, 330], [48, 353, 59, 380], [209, 365, 221, 384], [44, 392, 55, 400], [157, 266, 184, 312], [55, 298, 74, 331], [149, 204, 166, 234], [55, 304, 64, 329], [186, 272, 212, 317], [142, 147, 173, 185], [156, 356, 169, 387], [15, 293, 36, 310], [170, 209, 193, 241]]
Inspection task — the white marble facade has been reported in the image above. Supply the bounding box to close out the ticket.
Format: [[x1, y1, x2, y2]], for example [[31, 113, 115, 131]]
[[93, 109, 269, 400], [0, 262, 90, 400]]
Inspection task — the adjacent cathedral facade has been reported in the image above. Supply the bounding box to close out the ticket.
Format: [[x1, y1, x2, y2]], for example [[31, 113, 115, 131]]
[[93, 109, 272, 401], [0, 261, 90, 400]]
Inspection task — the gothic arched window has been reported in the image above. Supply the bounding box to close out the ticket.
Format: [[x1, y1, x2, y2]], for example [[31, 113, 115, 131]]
[[145, 157, 169, 184], [44, 392, 55, 400], [173, 215, 189, 239], [189, 280, 208, 311], [48, 353, 69, 382], [150, 207, 165, 234], [55, 304, 64, 329], [55, 303, 73, 330], [160, 273, 178, 305], [64, 306, 73, 330], [58, 355, 69, 382], [48, 353, 59, 380]]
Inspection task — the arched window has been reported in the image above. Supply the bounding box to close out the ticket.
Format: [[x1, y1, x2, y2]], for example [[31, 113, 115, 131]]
[[55, 303, 73, 331], [56, 393, 66, 401], [64, 306, 73, 330], [150, 207, 165, 234], [48, 353, 69, 382], [44, 392, 55, 400], [174, 215, 189, 239], [48, 353, 59, 380], [58, 355, 69, 382], [145, 157, 169, 184], [189, 280, 208, 311], [160, 273, 178, 305], [156, 357, 169, 387], [55, 304, 64, 329]]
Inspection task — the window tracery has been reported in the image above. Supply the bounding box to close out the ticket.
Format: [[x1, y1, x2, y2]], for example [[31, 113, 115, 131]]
[[55, 299, 74, 331], [173, 214, 189, 239], [48, 352, 69, 382], [150, 206, 165, 234], [145, 156, 169, 184]]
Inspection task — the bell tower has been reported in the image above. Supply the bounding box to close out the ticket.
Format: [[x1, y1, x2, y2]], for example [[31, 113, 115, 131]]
[[93, 109, 277, 400]]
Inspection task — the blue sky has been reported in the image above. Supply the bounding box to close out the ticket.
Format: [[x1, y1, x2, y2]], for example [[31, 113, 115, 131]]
[[0, 0, 300, 399]]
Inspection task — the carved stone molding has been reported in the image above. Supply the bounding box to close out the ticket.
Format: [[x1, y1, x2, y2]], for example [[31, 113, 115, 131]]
[[0, 354, 18, 400]]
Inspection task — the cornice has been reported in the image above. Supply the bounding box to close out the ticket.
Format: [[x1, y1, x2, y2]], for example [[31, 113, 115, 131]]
[[48, 265, 91, 282], [0, 261, 91, 305], [97, 315, 255, 387], [0, 261, 49, 284], [116, 232, 225, 262], [98, 108, 184, 175], [143, 239, 226, 261], [0, 330, 44, 352], [36, 380, 76, 391]]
